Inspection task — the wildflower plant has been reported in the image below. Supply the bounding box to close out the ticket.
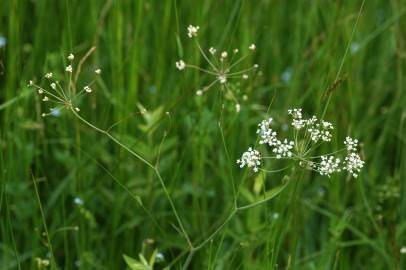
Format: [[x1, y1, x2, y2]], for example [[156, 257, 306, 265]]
[[176, 25, 259, 112], [238, 108, 365, 178], [29, 51, 101, 117]]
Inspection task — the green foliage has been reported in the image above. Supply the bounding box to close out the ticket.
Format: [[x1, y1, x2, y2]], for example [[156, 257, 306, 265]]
[[1, 0, 406, 269]]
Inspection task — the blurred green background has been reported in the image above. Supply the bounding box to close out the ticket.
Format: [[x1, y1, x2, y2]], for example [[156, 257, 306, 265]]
[[1, 0, 405, 269]]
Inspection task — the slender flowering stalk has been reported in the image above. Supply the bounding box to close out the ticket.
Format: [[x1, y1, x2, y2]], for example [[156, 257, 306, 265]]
[[238, 108, 365, 178], [176, 24, 258, 112], [30, 50, 195, 252]]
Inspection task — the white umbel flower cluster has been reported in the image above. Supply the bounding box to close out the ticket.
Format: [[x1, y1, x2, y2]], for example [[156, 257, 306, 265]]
[[344, 136, 359, 152], [342, 136, 364, 177], [256, 118, 294, 159], [343, 153, 364, 178], [187, 25, 199, 38], [238, 108, 365, 178], [318, 156, 341, 176], [237, 147, 261, 172], [29, 52, 101, 118], [288, 108, 306, 129], [257, 118, 278, 146], [176, 24, 258, 111], [288, 108, 333, 142]]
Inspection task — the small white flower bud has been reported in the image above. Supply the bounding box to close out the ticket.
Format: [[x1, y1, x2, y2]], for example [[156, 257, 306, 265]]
[[235, 104, 241, 112], [175, 60, 186, 70], [84, 86, 92, 93]]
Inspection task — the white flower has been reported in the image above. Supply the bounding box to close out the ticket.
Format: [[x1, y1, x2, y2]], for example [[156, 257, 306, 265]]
[[66, 65, 72, 73], [318, 156, 341, 177], [254, 64, 259, 68], [257, 118, 278, 146], [187, 25, 199, 38], [196, 90, 203, 96], [288, 108, 302, 119], [233, 48, 239, 54], [305, 115, 318, 126], [400, 247, 406, 254], [50, 83, 56, 89], [209, 47, 216, 55], [235, 104, 241, 112], [75, 107, 80, 112], [67, 53, 74, 61], [41, 113, 46, 117], [95, 69, 101, 74], [218, 75, 227, 84], [344, 137, 359, 152], [307, 120, 333, 142], [288, 108, 306, 129], [221, 51, 228, 59], [38, 89, 44, 94], [175, 60, 186, 70], [45, 72, 53, 79], [249, 44, 256, 50], [343, 153, 364, 178], [237, 147, 261, 172], [272, 139, 294, 159], [84, 86, 92, 93], [320, 122, 333, 142], [242, 74, 248, 80], [42, 96, 49, 101], [307, 127, 321, 142], [29, 80, 34, 86]]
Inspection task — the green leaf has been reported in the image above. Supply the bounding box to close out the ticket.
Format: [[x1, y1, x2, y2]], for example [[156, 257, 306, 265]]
[[149, 249, 158, 267], [123, 254, 149, 270]]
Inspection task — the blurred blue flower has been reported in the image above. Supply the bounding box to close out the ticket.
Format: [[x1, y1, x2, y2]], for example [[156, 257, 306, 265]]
[[149, 85, 157, 94], [74, 197, 84, 205], [281, 67, 292, 82], [0, 36, 6, 48], [50, 108, 61, 117], [351, 42, 360, 54]]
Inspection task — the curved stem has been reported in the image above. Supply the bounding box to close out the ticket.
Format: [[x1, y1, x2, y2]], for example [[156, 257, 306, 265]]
[[192, 208, 237, 251], [195, 40, 218, 72], [70, 108, 193, 248]]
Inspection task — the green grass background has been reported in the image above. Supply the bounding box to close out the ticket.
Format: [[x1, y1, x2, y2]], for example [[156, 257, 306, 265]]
[[1, 0, 406, 269]]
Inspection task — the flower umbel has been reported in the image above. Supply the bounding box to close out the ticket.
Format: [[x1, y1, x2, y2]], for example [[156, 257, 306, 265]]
[[238, 108, 365, 178], [237, 147, 261, 172], [29, 51, 101, 117], [176, 24, 258, 112]]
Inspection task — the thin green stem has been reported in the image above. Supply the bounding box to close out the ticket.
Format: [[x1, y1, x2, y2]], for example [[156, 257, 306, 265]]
[[70, 108, 193, 248], [31, 174, 58, 269], [195, 40, 218, 72]]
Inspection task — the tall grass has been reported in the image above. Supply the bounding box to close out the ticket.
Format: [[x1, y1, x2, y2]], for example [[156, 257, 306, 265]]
[[1, 0, 405, 269]]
